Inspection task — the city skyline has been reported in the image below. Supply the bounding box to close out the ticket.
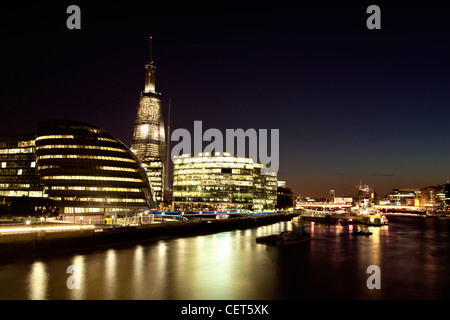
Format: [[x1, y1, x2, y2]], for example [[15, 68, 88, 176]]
[[1, 2, 449, 198]]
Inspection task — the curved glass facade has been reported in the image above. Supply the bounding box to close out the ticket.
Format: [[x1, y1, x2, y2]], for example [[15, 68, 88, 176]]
[[36, 120, 155, 224], [172, 152, 277, 211]]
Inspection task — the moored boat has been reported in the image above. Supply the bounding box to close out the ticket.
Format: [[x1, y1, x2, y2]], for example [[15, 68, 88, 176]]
[[351, 230, 373, 236], [256, 231, 311, 247], [357, 214, 388, 226]]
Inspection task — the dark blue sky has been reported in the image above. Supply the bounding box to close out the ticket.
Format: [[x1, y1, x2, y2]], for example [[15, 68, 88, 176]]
[[1, 1, 449, 197]]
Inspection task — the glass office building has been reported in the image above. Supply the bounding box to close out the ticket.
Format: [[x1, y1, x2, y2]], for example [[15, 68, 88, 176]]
[[35, 119, 156, 224], [141, 156, 164, 205], [130, 39, 166, 205], [0, 135, 43, 199], [172, 152, 277, 211]]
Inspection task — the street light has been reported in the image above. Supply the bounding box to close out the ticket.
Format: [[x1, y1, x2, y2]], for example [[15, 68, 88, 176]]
[[40, 216, 44, 227]]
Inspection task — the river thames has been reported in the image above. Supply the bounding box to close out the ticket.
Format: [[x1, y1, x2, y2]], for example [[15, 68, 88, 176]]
[[0, 216, 449, 300]]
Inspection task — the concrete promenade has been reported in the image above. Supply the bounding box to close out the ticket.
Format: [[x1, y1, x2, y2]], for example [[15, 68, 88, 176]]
[[0, 212, 300, 262]]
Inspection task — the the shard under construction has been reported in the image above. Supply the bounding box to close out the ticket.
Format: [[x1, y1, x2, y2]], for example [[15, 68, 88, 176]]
[[130, 37, 166, 207]]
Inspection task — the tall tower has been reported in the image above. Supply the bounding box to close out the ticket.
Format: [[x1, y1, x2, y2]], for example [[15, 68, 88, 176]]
[[130, 37, 166, 207]]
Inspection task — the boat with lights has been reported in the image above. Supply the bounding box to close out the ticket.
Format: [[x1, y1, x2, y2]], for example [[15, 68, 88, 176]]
[[351, 183, 388, 226]]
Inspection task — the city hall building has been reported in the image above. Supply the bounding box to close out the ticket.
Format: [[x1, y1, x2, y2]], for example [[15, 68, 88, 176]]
[[172, 152, 277, 212], [35, 119, 156, 224]]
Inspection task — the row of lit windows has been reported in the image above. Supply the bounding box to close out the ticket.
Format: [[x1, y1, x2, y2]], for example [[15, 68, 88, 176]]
[[38, 154, 135, 163], [0, 190, 43, 197], [0, 154, 35, 162], [173, 197, 253, 203], [147, 172, 163, 177], [97, 137, 119, 143], [1, 161, 35, 168], [174, 180, 253, 186], [0, 183, 40, 189], [0, 168, 36, 175], [56, 197, 146, 203], [64, 207, 102, 214], [174, 163, 254, 171], [37, 165, 137, 173], [63, 206, 135, 214], [142, 162, 163, 168], [174, 175, 253, 181], [0, 140, 34, 148], [0, 147, 34, 155], [253, 198, 277, 204], [173, 191, 253, 198], [42, 175, 143, 182], [36, 135, 121, 144], [173, 168, 253, 175], [36, 135, 74, 141], [0, 176, 40, 182], [173, 157, 254, 166], [99, 166, 138, 172], [36, 144, 127, 153], [174, 152, 252, 159], [173, 185, 252, 191], [47, 186, 142, 192]]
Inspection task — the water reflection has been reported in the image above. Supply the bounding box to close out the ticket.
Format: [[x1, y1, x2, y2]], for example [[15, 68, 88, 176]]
[[2, 217, 450, 299], [104, 249, 117, 299], [69, 255, 86, 300], [28, 261, 48, 300]]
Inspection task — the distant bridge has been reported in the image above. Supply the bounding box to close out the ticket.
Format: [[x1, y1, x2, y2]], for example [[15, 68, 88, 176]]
[[297, 203, 424, 211], [297, 203, 352, 208], [375, 205, 424, 211]]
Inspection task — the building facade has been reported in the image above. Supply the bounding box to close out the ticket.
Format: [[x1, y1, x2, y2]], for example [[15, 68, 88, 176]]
[[35, 119, 155, 224], [141, 156, 164, 206], [172, 152, 277, 211], [388, 188, 421, 206], [420, 185, 446, 210], [0, 135, 42, 199], [130, 38, 166, 205]]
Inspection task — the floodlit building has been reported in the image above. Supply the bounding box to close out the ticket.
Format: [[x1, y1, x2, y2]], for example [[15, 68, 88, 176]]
[[130, 38, 166, 205], [172, 152, 277, 211], [388, 188, 420, 206], [35, 119, 156, 224], [420, 185, 446, 210], [141, 156, 164, 205], [0, 135, 43, 199]]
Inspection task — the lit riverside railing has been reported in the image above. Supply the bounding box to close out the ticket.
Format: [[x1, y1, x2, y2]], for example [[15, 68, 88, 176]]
[[0, 224, 95, 235]]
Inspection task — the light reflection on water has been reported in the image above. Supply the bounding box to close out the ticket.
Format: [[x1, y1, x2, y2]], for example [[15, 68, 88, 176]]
[[0, 217, 449, 299]]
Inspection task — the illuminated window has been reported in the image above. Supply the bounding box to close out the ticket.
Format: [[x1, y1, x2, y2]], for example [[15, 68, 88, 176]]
[[38, 155, 135, 163], [36, 145, 127, 153], [98, 166, 138, 172], [42, 175, 143, 183], [36, 135, 74, 141]]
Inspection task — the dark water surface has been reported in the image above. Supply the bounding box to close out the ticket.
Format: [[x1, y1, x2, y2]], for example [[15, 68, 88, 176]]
[[0, 216, 449, 299]]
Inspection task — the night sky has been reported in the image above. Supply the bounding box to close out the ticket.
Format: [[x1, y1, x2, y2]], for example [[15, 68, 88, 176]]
[[1, 1, 449, 198]]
